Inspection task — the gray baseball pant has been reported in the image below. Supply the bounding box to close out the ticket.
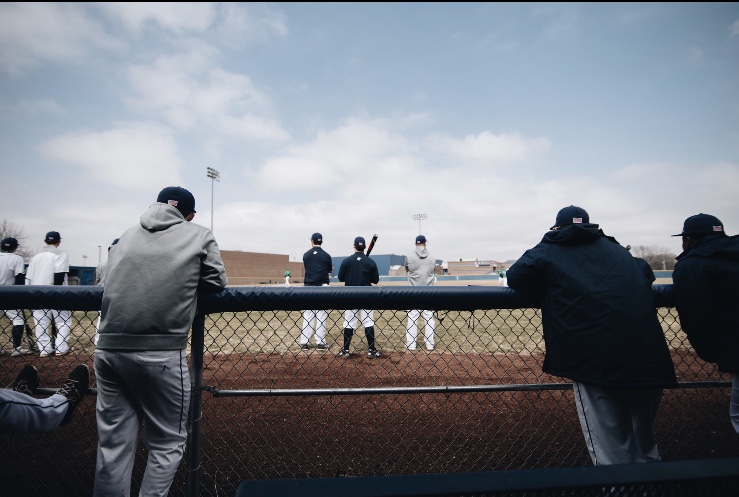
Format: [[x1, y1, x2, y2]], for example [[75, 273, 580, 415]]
[[94, 349, 190, 497]]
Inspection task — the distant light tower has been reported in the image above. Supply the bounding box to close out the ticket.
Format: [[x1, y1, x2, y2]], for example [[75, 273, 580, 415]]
[[206, 167, 221, 233], [82, 255, 88, 267], [412, 213, 427, 234], [97, 245, 102, 265]]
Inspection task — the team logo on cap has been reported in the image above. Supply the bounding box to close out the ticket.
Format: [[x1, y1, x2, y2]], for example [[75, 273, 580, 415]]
[[713, 226, 723, 231], [572, 217, 583, 224]]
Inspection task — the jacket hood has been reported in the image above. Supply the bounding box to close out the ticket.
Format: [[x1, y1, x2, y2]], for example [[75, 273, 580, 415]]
[[540, 223, 614, 245], [140, 203, 186, 233], [414, 246, 429, 258], [677, 234, 739, 261]]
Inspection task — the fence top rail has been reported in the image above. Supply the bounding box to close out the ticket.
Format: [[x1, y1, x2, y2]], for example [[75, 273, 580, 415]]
[[0, 284, 674, 313], [234, 456, 739, 497]]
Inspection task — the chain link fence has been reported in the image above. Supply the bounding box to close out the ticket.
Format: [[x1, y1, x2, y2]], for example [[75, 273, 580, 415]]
[[1, 285, 736, 497]]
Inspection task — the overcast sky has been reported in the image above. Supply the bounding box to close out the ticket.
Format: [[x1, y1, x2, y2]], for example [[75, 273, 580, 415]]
[[1, 2, 738, 268]]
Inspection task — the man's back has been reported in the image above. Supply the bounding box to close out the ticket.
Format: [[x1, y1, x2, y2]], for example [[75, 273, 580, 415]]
[[338, 252, 378, 287], [26, 247, 67, 286], [99, 202, 227, 350], [508, 223, 675, 388], [303, 246, 332, 286], [673, 234, 739, 372]]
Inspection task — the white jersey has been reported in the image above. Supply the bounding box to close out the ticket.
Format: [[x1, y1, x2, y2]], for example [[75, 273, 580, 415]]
[[0, 252, 25, 286], [25, 246, 69, 286]]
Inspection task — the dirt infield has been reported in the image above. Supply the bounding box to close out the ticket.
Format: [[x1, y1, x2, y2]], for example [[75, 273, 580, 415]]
[[2, 348, 738, 497]]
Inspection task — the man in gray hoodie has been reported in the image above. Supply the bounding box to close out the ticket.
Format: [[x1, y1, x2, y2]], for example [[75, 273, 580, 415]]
[[405, 235, 437, 351], [93, 186, 227, 497]]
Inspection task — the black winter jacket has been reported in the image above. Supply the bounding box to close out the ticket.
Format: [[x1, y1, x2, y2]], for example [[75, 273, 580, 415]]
[[507, 224, 676, 388], [673, 235, 739, 373]]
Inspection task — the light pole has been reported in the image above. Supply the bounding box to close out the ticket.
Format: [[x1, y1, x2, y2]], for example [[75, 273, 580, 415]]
[[82, 255, 88, 267], [97, 245, 102, 265], [412, 213, 427, 234], [206, 167, 221, 233]]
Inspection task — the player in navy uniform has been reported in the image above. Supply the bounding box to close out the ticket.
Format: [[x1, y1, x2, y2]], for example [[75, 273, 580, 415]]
[[300, 233, 333, 350], [337, 236, 381, 358]]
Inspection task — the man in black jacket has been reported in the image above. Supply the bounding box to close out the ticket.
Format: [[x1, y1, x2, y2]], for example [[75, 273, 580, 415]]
[[672, 213, 739, 433], [507, 205, 676, 465]]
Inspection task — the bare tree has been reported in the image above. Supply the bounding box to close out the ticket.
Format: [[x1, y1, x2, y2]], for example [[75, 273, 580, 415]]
[[0, 219, 34, 262], [631, 245, 677, 271]]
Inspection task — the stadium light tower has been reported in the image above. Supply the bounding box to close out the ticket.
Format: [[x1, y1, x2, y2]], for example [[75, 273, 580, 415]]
[[206, 167, 221, 233], [412, 213, 427, 234]]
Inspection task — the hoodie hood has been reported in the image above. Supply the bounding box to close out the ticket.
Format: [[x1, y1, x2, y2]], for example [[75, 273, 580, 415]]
[[140, 203, 186, 233], [414, 246, 429, 258]]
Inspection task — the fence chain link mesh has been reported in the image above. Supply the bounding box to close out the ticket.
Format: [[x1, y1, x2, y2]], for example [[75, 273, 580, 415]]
[[1, 286, 736, 497]]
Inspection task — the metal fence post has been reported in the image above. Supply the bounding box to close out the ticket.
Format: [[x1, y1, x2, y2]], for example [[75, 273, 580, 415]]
[[186, 312, 206, 497]]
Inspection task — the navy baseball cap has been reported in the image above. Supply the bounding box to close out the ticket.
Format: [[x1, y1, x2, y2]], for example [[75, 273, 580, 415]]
[[552, 205, 589, 230], [45, 231, 61, 243], [354, 236, 366, 248], [157, 186, 196, 215], [311, 233, 323, 243], [673, 213, 726, 237], [1, 237, 18, 250], [415, 235, 427, 245]]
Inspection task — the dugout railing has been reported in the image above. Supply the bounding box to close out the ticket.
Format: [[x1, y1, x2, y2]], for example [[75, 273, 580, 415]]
[[0, 284, 737, 497]]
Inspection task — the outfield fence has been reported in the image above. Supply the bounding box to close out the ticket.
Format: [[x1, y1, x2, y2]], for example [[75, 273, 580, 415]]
[[0, 284, 737, 497]]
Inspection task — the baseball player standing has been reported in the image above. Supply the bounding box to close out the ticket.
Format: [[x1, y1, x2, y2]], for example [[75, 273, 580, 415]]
[[0, 237, 31, 356], [337, 236, 381, 358], [300, 232, 333, 350], [405, 235, 436, 351], [25, 231, 71, 357], [93, 186, 227, 497], [507, 205, 676, 465]]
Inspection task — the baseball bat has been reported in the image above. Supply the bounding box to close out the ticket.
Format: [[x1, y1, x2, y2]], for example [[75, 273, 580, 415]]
[[366, 234, 378, 256]]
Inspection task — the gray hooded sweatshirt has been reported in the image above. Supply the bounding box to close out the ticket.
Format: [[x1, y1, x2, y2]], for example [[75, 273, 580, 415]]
[[405, 246, 436, 286], [97, 203, 227, 351]]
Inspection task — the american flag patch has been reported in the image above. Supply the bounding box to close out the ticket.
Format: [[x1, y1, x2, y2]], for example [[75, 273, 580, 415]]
[[168, 200, 179, 207], [573, 217, 583, 224], [713, 226, 722, 231]]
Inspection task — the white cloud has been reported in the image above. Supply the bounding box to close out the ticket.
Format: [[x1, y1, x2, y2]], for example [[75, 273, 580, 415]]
[[126, 52, 290, 141], [428, 131, 551, 165], [0, 3, 118, 75], [96, 2, 217, 33], [215, 2, 288, 46], [40, 122, 184, 190], [256, 118, 411, 191]]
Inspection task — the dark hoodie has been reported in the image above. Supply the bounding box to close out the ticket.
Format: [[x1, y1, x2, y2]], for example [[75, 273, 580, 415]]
[[673, 234, 739, 373], [507, 223, 676, 388]]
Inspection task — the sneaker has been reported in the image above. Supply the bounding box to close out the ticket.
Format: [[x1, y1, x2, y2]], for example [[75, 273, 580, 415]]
[[10, 346, 33, 357], [55, 349, 72, 357], [11, 365, 40, 395], [337, 349, 350, 359], [316, 344, 329, 350], [57, 365, 90, 426], [300, 343, 311, 350], [367, 349, 382, 359]]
